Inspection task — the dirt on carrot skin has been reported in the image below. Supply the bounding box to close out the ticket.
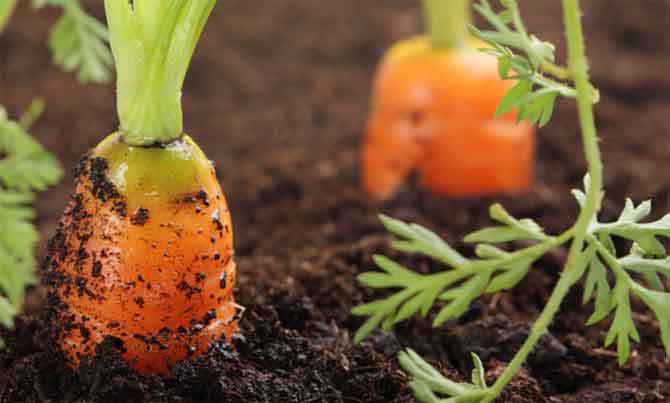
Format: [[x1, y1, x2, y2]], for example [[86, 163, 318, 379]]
[[1, 0, 670, 402]]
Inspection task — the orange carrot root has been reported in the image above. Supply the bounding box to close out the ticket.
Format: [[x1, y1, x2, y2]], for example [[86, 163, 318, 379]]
[[362, 37, 535, 200], [45, 134, 238, 375]]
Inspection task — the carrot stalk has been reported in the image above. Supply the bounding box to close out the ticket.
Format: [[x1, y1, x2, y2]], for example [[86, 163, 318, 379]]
[[421, 0, 471, 48], [104, 0, 216, 146]]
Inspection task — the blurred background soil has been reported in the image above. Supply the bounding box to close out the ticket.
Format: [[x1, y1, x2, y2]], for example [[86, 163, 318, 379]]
[[1, 0, 669, 402]]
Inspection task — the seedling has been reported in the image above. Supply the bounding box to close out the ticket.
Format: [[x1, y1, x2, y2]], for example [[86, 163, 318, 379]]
[[44, 0, 239, 375], [361, 0, 534, 200], [354, 1, 668, 401]]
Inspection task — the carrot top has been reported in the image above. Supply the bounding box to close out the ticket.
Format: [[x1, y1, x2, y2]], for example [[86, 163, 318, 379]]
[[421, 0, 471, 48], [104, 0, 217, 146]]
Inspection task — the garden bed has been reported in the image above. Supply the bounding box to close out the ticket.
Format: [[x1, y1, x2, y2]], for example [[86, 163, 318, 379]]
[[1, 0, 669, 401]]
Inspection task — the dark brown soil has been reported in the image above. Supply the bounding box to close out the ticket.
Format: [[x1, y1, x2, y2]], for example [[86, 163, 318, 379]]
[[1, 0, 670, 402]]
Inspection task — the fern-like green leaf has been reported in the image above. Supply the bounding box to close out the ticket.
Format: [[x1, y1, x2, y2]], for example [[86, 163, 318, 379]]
[[0, 104, 62, 328], [632, 285, 670, 356], [381, 214, 468, 267], [464, 203, 548, 244], [583, 257, 612, 323], [399, 349, 489, 402], [604, 283, 639, 365], [353, 213, 564, 343], [33, 0, 112, 83], [435, 272, 491, 326], [485, 257, 532, 293], [470, 0, 578, 127]]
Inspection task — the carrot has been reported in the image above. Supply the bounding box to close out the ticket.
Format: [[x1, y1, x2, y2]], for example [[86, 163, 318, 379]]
[[362, 0, 535, 200], [44, 0, 238, 375]]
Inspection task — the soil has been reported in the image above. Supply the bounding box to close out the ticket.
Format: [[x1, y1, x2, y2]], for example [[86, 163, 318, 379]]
[[1, 0, 670, 402]]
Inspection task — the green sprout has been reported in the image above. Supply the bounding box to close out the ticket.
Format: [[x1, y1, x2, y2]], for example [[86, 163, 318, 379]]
[[353, 0, 669, 401]]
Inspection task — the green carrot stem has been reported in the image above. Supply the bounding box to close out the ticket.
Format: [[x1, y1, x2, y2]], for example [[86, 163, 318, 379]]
[[104, 0, 217, 146], [421, 0, 471, 48], [0, 0, 18, 34], [482, 0, 602, 400]]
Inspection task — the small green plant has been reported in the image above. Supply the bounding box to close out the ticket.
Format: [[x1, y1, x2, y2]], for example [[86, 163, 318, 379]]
[[0, 101, 62, 329], [353, 1, 669, 401]]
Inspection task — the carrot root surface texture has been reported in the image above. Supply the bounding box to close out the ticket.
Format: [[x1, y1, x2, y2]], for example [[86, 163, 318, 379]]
[[362, 36, 535, 200], [45, 133, 238, 375]]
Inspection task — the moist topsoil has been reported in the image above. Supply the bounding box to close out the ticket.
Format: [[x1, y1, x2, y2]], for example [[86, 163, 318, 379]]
[[1, 0, 670, 402]]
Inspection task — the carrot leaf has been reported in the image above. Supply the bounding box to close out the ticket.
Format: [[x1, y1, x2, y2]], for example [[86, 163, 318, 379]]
[[0, 102, 62, 329], [32, 0, 112, 84], [633, 286, 670, 356], [471, 0, 599, 128], [352, 212, 570, 343], [575, 193, 670, 364], [398, 349, 489, 402], [464, 203, 548, 244]]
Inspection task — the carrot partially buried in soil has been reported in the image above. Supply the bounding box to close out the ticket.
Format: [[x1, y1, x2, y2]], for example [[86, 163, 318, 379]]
[[44, 0, 239, 375], [362, 0, 535, 200]]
